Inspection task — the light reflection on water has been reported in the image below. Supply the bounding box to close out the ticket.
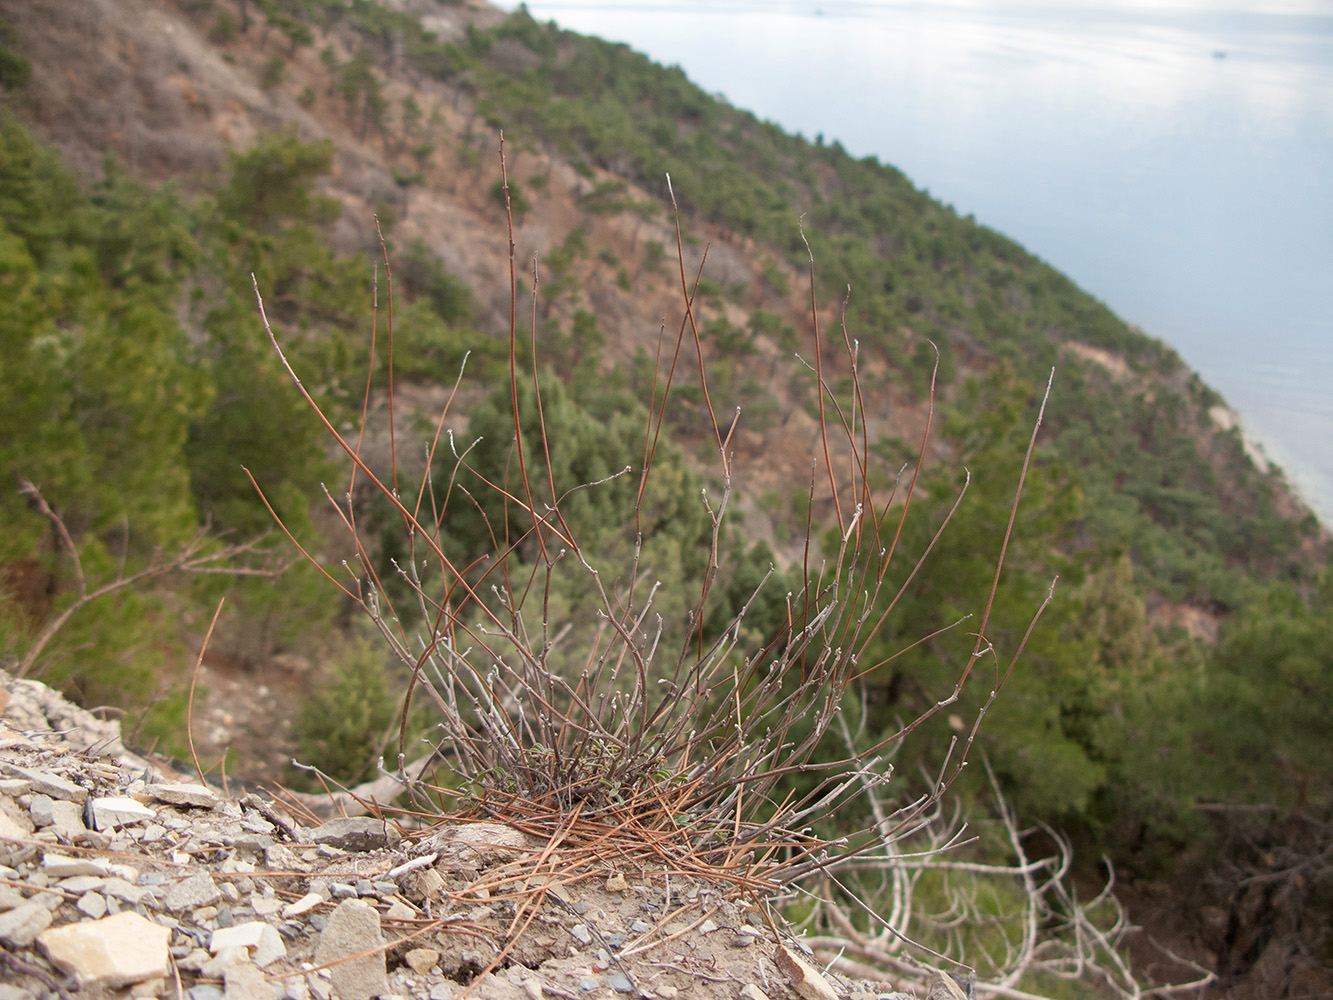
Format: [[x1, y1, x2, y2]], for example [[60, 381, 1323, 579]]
[[499, 1, 1333, 523]]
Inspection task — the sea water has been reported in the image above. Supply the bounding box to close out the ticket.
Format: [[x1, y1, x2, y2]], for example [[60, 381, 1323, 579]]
[[499, 1, 1333, 524]]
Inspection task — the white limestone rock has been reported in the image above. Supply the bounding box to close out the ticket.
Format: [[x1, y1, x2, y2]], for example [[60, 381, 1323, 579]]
[[165, 872, 223, 912], [38, 910, 171, 988], [147, 782, 220, 809], [1, 765, 87, 802], [89, 796, 156, 830], [224, 961, 282, 1000], [0, 811, 35, 866], [210, 920, 287, 969], [42, 852, 111, 878]]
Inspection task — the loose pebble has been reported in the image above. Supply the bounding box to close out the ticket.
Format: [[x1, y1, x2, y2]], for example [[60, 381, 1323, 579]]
[[282, 892, 323, 918], [405, 947, 440, 974], [76, 892, 107, 919]]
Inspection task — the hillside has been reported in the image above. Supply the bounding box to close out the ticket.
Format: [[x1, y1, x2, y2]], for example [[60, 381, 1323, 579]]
[[7, 0, 1323, 582], [2, 1, 1331, 996]]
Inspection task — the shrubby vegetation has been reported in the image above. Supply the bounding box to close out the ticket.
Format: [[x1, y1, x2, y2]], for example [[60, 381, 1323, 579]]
[[0, 120, 478, 750]]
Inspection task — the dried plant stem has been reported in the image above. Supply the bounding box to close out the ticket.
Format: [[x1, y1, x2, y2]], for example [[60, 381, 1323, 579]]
[[14, 479, 284, 679], [187, 598, 226, 786], [249, 140, 1070, 996]]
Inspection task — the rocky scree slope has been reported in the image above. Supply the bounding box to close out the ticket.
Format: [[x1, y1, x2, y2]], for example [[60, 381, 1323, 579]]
[[0, 672, 965, 1000]]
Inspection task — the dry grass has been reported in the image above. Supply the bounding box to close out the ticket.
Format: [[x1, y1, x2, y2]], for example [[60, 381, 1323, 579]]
[[248, 139, 1058, 974]]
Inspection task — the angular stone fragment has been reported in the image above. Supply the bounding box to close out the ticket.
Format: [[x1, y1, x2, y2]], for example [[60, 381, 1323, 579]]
[[926, 973, 968, 1000], [100, 877, 150, 905], [446, 822, 532, 863], [0, 810, 35, 865], [281, 891, 323, 918], [405, 948, 439, 974], [308, 817, 401, 853], [57, 875, 101, 893], [147, 782, 220, 809], [165, 872, 222, 912], [398, 866, 444, 904], [773, 945, 840, 1000], [29, 794, 55, 827], [1, 765, 87, 802], [263, 843, 302, 870], [203, 947, 249, 977], [224, 961, 280, 1000], [42, 852, 110, 877], [314, 898, 388, 1000], [89, 796, 156, 830], [38, 910, 171, 988], [0, 902, 53, 947], [76, 891, 108, 918], [210, 921, 287, 969], [48, 799, 87, 841]]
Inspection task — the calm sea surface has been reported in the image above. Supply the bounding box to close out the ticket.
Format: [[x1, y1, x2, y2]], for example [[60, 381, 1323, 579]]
[[498, 1, 1333, 524]]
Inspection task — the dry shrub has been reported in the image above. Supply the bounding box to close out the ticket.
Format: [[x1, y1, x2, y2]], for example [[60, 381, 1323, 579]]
[[250, 143, 1054, 914]]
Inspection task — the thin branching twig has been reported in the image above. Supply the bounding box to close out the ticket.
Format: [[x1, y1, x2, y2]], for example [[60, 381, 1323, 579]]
[[250, 138, 1066, 979], [13, 479, 288, 679]]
